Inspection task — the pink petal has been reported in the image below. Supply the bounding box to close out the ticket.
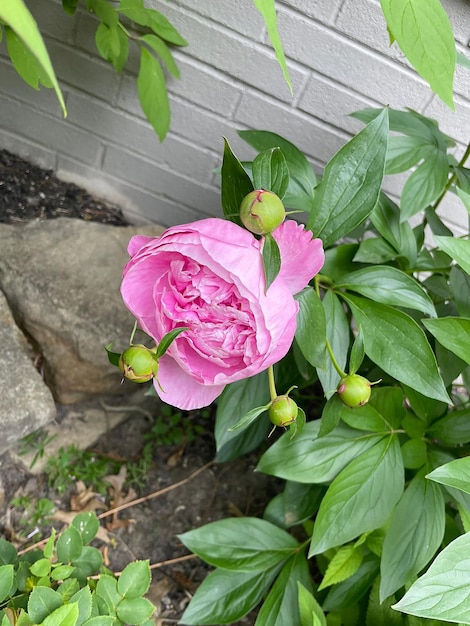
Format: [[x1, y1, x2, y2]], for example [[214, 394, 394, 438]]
[[127, 235, 157, 257], [272, 220, 324, 295], [155, 354, 225, 410]]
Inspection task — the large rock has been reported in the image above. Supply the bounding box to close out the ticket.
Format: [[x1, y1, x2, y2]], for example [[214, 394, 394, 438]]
[[0, 219, 164, 403], [0, 289, 56, 452]]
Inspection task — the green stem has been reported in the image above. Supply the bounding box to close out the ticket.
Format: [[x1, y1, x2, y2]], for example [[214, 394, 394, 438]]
[[432, 141, 470, 212], [268, 366, 277, 401], [129, 321, 138, 345], [325, 337, 347, 379]]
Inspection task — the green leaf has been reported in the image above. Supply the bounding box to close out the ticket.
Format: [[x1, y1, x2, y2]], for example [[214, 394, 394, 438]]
[[0, 0, 65, 114], [380, 471, 445, 601], [401, 438, 427, 469], [72, 546, 103, 577], [367, 578, 404, 626], [434, 236, 470, 274], [458, 51, 470, 71], [371, 193, 417, 266], [140, 33, 179, 78], [180, 566, 280, 625], [5, 27, 53, 89], [343, 294, 450, 403], [215, 372, 270, 462], [318, 545, 363, 591], [0, 539, 17, 566], [340, 403, 389, 433], [427, 457, 470, 495], [349, 326, 365, 375], [251, 0, 291, 92], [323, 553, 380, 612], [95, 576, 121, 616], [178, 517, 298, 571], [337, 266, 436, 318], [262, 232, 281, 292], [309, 436, 404, 555], [0, 565, 14, 603], [221, 138, 254, 225], [450, 267, 470, 317], [42, 603, 79, 626], [81, 618, 115, 626], [69, 587, 92, 626], [43, 529, 56, 560], [298, 582, 327, 626], [429, 409, 470, 445], [385, 135, 434, 175], [117, 560, 150, 599], [369, 386, 406, 430], [228, 404, 270, 432], [392, 533, 470, 621], [71, 513, 99, 545], [307, 108, 388, 247], [137, 47, 170, 142], [295, 287, 326, 369], [379, 0, 456, 108], [28, 587, 63, 624], [62, 0, 80, 15], [50, 564, 75, 582], [30, 558, 52, 577], [146, 8, 187, 46], [96, 23, 128, 73], [252, 148, 289, 199], [255, 553, 312, 626], [257, 421, 384, 483], [318, 394, 343, 437], [88, 0, 118, 27], [400, 149, 450, 221], [238, 130, 316, 212], [264, 482, 323, 529], [353, 237, 398, 264], [155, 327, 188, 359], [104, 343, 121, 367], [318, 291, 350, 398], [56, 527, 83, 564], [423, 317, 470, 366], [116, 598, 155, 625]]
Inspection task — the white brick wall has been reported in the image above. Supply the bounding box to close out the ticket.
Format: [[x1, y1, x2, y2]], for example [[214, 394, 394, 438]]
[[0, 0, 469, 228]]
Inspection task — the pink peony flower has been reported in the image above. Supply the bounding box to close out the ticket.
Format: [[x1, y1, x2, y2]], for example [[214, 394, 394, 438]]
[[121, 218, 324, 410]]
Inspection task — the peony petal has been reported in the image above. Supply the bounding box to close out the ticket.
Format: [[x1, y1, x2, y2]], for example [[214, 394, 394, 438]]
[[272, 220, 325, 295], [155, 354, 225, 410], [127, 235, 157, 257]]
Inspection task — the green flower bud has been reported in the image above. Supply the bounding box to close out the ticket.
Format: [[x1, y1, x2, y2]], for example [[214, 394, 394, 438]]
[[337, 374, 371, 408], [239, 189, 286, 235], [269, 395, 299, 428], [119, 344, 159, 383]]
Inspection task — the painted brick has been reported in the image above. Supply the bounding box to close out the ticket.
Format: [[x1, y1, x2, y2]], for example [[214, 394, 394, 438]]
[[441, 0, 470, 46], [298, 73, 378, 133], [169, 0, 264, 39], [279, 0, 343, 24], [278, 9, 430, 110], [0, 130, 57, 171], [0, 59, 66, 117], [102, 145, 221, 216], [0, 94, 102, 166], [423, 95, 470, 143], [57, 156, 204, 226], [452, 61, 470, 102], [27, 0, 77, 44], [66, 92, 218, 182], [235, 91, 350, 165]]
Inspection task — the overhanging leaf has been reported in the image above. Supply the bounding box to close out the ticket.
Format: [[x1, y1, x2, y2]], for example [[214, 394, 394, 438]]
[[155, 327, 188, 358], [427, 457, 470, 495], [400, 149, 450, 221], [262, 232, 281, 292], [137, 47, 170, 141], [423, 317, 470, 365], [434, 236, 470, 275], [307, 108, 388, 247], [295, 287, 326, 369], [221, 138, 254, 225]]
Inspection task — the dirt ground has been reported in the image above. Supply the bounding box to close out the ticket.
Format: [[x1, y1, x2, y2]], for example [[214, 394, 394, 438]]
[[0, 150, 281, 625]]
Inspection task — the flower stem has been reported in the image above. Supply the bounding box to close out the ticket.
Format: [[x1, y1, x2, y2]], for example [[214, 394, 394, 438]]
[[432, 142, 470, 212], [268, 366, 277, 401], [325, 337, 347, 379]]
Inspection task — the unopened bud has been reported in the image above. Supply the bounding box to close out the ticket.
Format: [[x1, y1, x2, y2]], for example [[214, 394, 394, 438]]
[[269, 395, 298, 428], [240, 190, 286, 235], [337, 374, 371, 408], [119, 345, 159, 383]]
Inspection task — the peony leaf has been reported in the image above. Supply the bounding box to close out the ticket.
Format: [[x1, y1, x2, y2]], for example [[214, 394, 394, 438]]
[[155, 327, 188, 358], [221, 138, 254, 225], [423, 317, 470, 366], [262, 232, 281, 292], [137, 47, 170, 141], [228, 404, 270, 432], [427, 457, 470, 495], [252, 148, 289, 199]]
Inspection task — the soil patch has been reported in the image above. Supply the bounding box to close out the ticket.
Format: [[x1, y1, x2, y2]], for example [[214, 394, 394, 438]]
[[0, 149, 279, 624]]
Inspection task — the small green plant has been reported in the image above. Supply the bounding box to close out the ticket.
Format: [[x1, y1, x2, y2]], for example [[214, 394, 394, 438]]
[[18, 429, 56, 469], [143, 404, 209, 447], [0, 512, 155, 626]]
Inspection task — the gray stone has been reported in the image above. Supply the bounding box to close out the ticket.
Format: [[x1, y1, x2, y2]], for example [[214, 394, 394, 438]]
[[0, 289, 56, 453], [0, 219, 164, 404]]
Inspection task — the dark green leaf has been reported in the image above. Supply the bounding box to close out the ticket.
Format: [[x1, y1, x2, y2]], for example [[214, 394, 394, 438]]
[[62, 0, 79, 15], [0, 539, 17, 566], [179, 517, 298, 571], [379, 0, 456, 108], [353, 237, 397, 264], [401, 439, 427, 469], [337, 266, 436, 317], [0, 565, 13, 604], [380, 471, 445, 600], [257, 421, 384, 483], [323, 553, 379, 611], [117, 560, 150, 598], [71, 513, 99, 545], [88, 0, 118, 27], [317, 291, 350, 398], [72, 546, 103, 577], [352, 107, 436, 141], [427, 457, 470, 495], [264, 482, 323, 529], [429, 408, 470, 445], [307, 108, 388, 247], [295, 287, 326, 369], [262, 232, 281, 292], [116, 598, 154, 624], [371, 194, 417, 266], [400, 149, 449, 221], [104, 343, 121, 367], [367, 578, 404, 626], [309, 436, 404, 555], [5, 27, 53, 89], [229, 405, 270, 432], [180, 566, 280, 625], [340, 403, 389, 433], [238, 130, 316, 212], [28, 587, 63, 623], [385, 135, 433, 175], [221, 138, 254, 224], [137, 47, 170, 142], [95, 575, 121, 616], [343, 294, 450, 403], [255, 553, 312, 626], [215, 372, 270, 461], [349, 326, 365, 375], [69, 587, 92, 626], [434, 235, 470, 274], [252, 148, 289, 199], [369, 387, 406, 430], [425, 207, 454, 237], [392, 533, 470, 621], [140, 33, 179, 78], [322, 244, 361, 281], [56, 527, 83, 564], [155, 327, 188, 359], [450, 267, 470, 317], [318, 394, 343, 437], [402, 385, 447, 424], [423, 317, 470, 365]]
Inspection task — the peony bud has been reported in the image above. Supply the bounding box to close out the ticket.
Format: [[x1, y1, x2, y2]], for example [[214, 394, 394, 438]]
[[239, 189, 286, 235], [337, 374, 371, 408], [269, 395, 299, 428], [119, 345, 159, 383]]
